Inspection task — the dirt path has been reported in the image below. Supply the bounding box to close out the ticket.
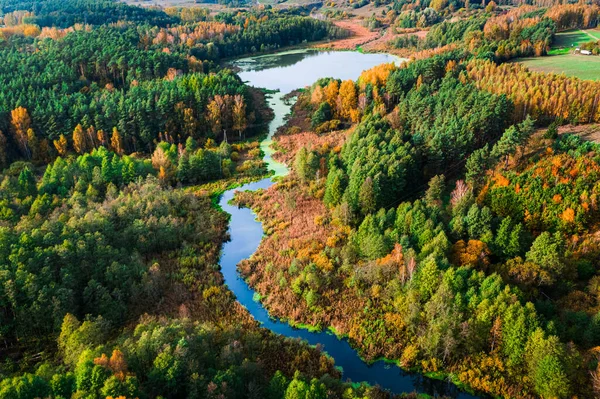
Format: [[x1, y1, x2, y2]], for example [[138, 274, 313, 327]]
[[580, 29, 599, 41], [315, 19, 380, 50]]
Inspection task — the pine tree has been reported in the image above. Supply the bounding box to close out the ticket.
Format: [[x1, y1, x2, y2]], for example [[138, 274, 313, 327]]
[[185, 137, 197, 153], [18, 167, 37, 196], [425, 174, 445, 208], [311, 102, 331, 129], [122, 161, 136, 184], [0, 131, 7, 167], [177, 154, 190, 184], [359, 176, 377, 215], [324, 168, 345, 207], [110, 154, 122, 185], [465, 144, 490, 188], [294, 147, 309, 182], [101, 156, 114, 184]]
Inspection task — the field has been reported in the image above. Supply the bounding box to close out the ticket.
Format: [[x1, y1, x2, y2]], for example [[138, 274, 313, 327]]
[[518, 53, 600, 80], [516, 28, 600, 80], [549, 28, 600, 54]]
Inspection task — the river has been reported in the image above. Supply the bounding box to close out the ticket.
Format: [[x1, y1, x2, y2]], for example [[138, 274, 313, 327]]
[[218, 49, 479, 398]]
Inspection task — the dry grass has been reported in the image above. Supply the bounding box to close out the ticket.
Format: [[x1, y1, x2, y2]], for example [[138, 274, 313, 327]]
[[315, 19, 380, 50], [274, 130, 349, 165]]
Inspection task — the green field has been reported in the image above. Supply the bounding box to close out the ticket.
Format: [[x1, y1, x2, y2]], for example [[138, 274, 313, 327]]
[[516, 29, 600, 80], [518, 53, 600, 80], [549, 28, 600, 54], [554, 29, 598, 47]]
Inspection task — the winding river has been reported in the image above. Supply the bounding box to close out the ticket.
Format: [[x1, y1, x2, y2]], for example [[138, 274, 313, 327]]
[[219, 49, 479, 398]]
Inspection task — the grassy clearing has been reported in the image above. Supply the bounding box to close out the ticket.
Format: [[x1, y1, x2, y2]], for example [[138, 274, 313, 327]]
[[553, 29, 593, 48], [548, 29, 600, 54], [518, 53, 600, 80], [517, 29, 600, 78]]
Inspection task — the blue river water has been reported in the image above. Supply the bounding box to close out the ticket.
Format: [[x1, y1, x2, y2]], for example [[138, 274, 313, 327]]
[[218, 50, 480, 398]]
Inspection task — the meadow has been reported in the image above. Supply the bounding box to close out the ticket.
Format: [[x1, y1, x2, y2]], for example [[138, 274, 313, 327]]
[[518, 53, 600, 80], [517, 28, 600, 79]]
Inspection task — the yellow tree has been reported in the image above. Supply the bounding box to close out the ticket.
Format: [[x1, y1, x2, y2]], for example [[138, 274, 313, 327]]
[[109, 349, 128, 381], [151, 146, 175, 185], [232, 94, 247, 139], [338, 80, 357, 120], [207, 96, 223, 138], [72, 124, 87, 154], [53, 134, 68, 157], [110, 127, 124, 155], [10, 106, 31, 159], [97, 129, 106, 147], [324, 80, 340, 112], [182, 107, 198, 138], [311, 85, 324, 104]]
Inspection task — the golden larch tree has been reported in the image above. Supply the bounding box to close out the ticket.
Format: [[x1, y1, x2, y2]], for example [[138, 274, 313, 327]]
[[53, 134, 68, 157], [324, 80, 340, 112], [72, 124, 87, 154], [10, 106, 32, 159], [97, 129, 106, 147], [110, 127, 124, 155], [232, 94, 247, 139], [207, 96, 223, 137], [338, 80, 358, 120]]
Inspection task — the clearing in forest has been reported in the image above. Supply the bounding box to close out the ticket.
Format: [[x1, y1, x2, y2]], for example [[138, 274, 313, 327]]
[[517, 53, 600, 81]]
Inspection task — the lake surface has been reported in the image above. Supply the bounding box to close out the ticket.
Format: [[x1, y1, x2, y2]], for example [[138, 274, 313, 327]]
[[219, 49, 479, 398]]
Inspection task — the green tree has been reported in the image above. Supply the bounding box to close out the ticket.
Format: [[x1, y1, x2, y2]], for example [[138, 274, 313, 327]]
[[526, 232, 565, 279], [525, 328, 570, 399], [311, 102, 331, 128], [417, 256, 441, 301], [465, 204, 492, 241], [50, 372, 76, 399], [358, 176, 378, 215], [177, 154, 190, 183], [465, 144, 490, 188], [267, 371, 288, 399], [424, 174, 445, 208], [324, 167, 345, 207], [18, 167, 36, 197], [284, 374, 309, 399], [306, 378, 327, 399]]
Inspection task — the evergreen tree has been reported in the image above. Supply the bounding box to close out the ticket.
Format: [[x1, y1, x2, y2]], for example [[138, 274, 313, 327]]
[[177, 154, 191, 183], [358, 176, 378, 215]]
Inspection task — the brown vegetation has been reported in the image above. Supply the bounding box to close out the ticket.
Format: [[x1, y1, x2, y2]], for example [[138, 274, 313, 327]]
[[315, 19, 380, 50]]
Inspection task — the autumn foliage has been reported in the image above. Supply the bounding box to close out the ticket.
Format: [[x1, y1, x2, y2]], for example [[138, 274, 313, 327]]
[[466, 59, 600, 123]]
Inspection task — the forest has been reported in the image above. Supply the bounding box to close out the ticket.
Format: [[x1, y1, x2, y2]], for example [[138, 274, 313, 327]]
[[2, 0, 600, 397], [0, 0, 395, 398], [234, 20, 600, 398]]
